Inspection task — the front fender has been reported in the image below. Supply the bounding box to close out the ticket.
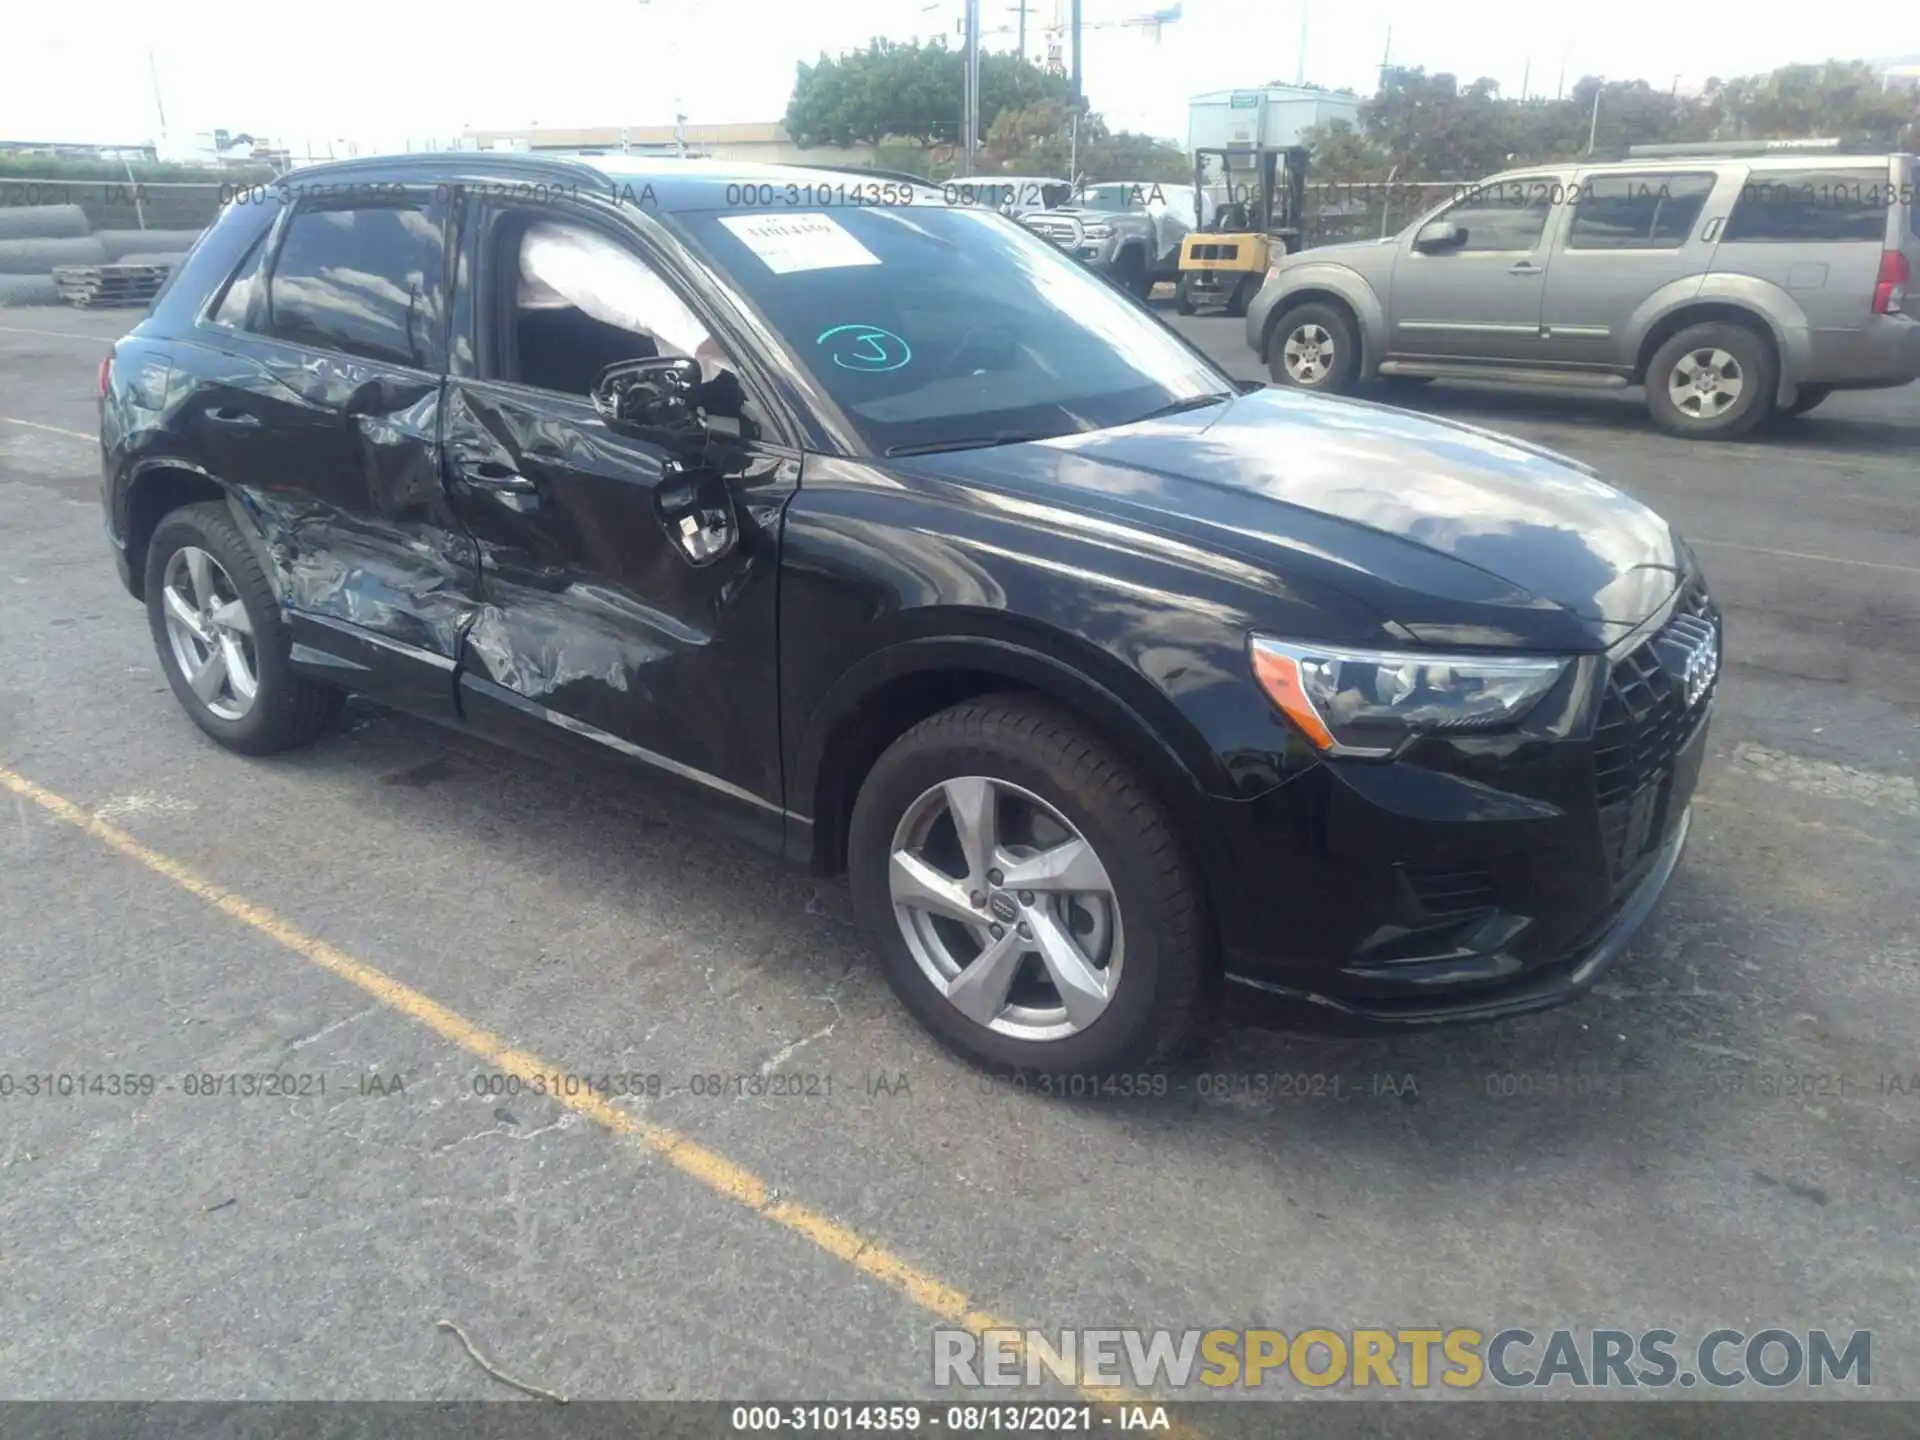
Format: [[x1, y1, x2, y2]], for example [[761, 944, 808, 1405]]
[[779, 458, 1326, 824], [1258, 264, 1388, 371]]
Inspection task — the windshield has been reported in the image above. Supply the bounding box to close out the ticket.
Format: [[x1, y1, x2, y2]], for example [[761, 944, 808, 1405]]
[[673, 205, 1229, 455], [1078, 184, 1146, 212]]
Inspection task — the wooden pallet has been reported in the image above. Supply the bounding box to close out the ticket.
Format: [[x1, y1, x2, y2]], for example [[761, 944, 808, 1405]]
[[51, 263, 172, 309]]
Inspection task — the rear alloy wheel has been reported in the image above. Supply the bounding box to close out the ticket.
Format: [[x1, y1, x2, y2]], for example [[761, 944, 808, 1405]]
[[1269, 302, 1359, 394], [848, 695, 1207, 1075], [1646, 321, 1775, 438], [145, 501, 345, 755], [160, 545, 259, 724]]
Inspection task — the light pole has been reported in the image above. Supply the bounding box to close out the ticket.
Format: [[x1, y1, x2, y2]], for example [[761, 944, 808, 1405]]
[[637, 0, 688, 156]]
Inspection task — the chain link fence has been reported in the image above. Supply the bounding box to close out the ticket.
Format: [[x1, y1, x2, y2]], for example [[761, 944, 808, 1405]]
[[1302, 181, 1462, 248], [1, 175, 1472, 252]]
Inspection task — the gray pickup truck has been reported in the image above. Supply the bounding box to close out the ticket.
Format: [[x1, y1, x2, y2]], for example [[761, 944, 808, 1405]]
[[1022, 181, 1204, 297], [1248, 144, 1919, 437]]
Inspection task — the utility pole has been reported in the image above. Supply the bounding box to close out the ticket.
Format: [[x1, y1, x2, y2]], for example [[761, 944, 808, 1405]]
[[1295, 0, 1308, 87], [1378, 25, 1391, 91], [146, 46, 168, 145], [1068, 0, 1082, 182], [1069, 0, 1083, 104], [1556, 49, 1567, 101], [1587, 80, 1603, 154], [1520, 57, 1530, 103], [963, 0, 982, 174], [1017, 0, 1027, 64]]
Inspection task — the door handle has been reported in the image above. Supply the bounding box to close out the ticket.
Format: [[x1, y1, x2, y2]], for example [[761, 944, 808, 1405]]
[[1509, 262, 1541, 276], [456, 460, 540, 511], [206, 406, 260, 428], [460, 461, 536, 492]]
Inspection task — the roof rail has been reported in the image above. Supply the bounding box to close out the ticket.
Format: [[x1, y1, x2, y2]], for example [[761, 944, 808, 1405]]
[[1623, 138, 1851, 158]]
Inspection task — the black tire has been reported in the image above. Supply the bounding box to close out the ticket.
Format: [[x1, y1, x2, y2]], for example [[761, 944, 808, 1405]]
[[145, 501, 345, 755], [1114, 247, 1154, 299], [1174, 275, 1197, 315], [1779, 384, 1832, 418], [1225, 274, 1257, 318], [848, 694, 1208, 1076], [1266, 301, 1361, 394], [1646, 321, 1777, 439]]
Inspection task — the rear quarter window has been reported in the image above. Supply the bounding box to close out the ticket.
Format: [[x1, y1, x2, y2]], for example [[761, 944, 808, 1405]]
[[1722, 167, 1892, 243]]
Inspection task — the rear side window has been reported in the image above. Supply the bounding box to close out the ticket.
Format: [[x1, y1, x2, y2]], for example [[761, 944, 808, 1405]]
[[260, 201, 445, 368], [207, 231, 268, 329], [1722, 168, 1891, 243], [1569, 173, 1717, 250]]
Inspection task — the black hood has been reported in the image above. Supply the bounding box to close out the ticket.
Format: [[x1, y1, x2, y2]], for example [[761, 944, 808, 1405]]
[[900, 387, 1687, 640]]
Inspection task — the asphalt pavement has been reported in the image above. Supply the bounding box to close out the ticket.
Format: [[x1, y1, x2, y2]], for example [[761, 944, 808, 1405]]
[[1, 303, 1916, 1408]]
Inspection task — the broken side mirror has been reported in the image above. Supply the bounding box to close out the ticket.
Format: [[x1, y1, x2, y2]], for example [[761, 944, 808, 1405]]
[[591, 356, 705, 433]]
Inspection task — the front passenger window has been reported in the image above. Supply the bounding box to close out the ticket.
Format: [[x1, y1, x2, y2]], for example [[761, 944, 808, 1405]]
[[1437, 181, 1555, 252], [506, 221, 724, 397]]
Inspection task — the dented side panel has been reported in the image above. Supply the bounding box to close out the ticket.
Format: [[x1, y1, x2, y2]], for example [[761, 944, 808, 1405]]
[[443, 377, 792, 822], [177, 335, 478, 720]]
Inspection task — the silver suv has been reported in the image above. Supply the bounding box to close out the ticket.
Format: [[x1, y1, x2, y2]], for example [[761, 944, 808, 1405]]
[[1247, 143, 1919, 437]]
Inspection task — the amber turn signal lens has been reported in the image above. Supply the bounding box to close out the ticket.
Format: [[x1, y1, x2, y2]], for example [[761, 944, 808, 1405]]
[[1250, 643, 1337, 752]]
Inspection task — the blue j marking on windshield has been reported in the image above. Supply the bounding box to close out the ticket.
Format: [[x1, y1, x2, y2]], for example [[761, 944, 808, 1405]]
[[817, 324, 913, 372]]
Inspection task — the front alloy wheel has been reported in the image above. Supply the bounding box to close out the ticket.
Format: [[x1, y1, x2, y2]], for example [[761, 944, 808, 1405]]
[[1267, 301, 1359, 393], [889, 776, 1122, 1040], [1281, 322, 1338, 387], [847, 694, 1208, 1075]]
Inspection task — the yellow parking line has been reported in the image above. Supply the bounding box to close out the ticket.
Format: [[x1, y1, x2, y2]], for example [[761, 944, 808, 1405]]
[[1, 416, 94, 442], [0, 761, 1154, 1417]]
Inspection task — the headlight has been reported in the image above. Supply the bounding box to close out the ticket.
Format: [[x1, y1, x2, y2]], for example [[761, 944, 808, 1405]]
[[1081, 223, 1113, 239], [1249, 636, 1567, 758]]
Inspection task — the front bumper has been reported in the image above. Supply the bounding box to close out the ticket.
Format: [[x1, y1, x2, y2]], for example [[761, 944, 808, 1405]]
[[1221, 803, 1692, 1035], [1201, 585, 1719, 1035]]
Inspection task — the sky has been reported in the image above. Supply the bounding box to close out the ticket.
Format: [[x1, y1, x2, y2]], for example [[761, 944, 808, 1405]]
[[0, 0, 1905, 152]]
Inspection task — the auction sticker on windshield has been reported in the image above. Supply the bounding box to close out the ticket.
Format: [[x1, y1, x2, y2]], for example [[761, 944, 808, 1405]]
[[716, 213, 882, 274]]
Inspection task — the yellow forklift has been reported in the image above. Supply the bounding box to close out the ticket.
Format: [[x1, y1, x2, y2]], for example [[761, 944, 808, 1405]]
[[1174, 144, 1309, 317]]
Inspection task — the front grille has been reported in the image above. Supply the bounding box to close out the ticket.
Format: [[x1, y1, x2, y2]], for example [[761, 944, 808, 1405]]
[[1404, 864, 1497, 917], [1023, 216, 1079, 247], [1593, 586, 1719, 878]]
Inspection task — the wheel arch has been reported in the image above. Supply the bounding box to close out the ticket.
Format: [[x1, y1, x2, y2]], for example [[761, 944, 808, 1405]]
[[1631, 292, 1805, 404], [797, 633, 1222, 894], [121, 460, 236, 602], [1259, 271, 1383, 371]]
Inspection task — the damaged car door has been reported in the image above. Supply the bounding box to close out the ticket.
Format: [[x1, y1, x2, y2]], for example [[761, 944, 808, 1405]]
[[442, 201, 796, 849], [196, 189, 475, 721]]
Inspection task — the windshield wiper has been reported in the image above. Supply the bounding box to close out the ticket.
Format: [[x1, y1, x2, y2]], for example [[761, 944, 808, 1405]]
[[885, 432, 1049, 457], [1128, 391, 1236, 425]]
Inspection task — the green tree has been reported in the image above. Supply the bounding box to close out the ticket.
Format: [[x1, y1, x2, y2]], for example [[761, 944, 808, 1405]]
[[785, 40, 1071, 153], [1299, 118, 1387, 178]]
